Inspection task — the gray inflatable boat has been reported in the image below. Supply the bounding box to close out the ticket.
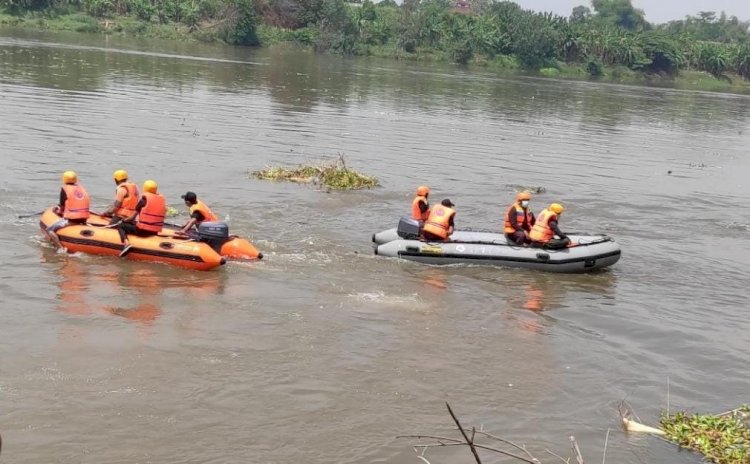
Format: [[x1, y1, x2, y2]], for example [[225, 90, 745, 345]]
[[372, 219, 621, 273]]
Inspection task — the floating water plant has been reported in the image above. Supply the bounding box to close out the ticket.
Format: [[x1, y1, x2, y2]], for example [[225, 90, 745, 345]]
[[166, 206, 179, 217], [659, 407, 750, 464], [508, 184, 546, 194], [251, 155, 379, 190]]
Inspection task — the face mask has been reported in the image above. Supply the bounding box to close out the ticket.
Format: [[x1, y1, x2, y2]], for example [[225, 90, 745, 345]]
[[520, 200, 529, 208]]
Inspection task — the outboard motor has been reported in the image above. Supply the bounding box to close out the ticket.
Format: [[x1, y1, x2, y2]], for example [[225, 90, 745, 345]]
[[396, 217, 422, 240], [197, 221, 230, 252]]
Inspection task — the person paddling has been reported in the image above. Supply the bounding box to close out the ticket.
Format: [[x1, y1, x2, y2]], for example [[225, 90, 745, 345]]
[[101, 169, 139, 225], [117, 180, 166, 257], [45, 171, 90, 251]]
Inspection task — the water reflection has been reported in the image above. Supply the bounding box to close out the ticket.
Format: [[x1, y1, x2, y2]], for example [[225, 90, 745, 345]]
[[46, 251, 226, 338], [3, 31, 750, 131]]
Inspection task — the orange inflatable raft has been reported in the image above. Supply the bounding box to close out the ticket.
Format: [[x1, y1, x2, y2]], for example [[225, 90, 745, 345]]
[[85, 211, 263, 261], [40, 208, 226, 271]]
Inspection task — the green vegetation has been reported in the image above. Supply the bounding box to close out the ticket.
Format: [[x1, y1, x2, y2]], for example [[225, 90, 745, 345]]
[[166, 206, 179, 217], [3, 0, 750, 87], [660, 406, 750, 464], [251, 156, 378, 190]]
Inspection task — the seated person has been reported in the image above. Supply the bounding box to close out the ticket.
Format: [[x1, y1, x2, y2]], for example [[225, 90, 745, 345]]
[[504, 191, 535, 245], [421, 199, 456, 241], [179, 191, 219, 236], [529, 203, 570, 250], [45, 171, 90, 250], [117, 180, 166, 257]]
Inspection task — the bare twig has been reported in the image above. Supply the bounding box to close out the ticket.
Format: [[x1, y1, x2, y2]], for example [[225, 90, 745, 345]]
[[667, 376, 670, 418], [406, 440, 538, 463], [545, 448, 571, 464], [570, 436, 585, 464], [446, 402, 483, 464], [470, 430, 540, 462], [398, 435, 463, 443], [602, 428, 611, 464]]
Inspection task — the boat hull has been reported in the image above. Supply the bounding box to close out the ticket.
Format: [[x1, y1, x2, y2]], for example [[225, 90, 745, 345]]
[[85, 212, 262, 261], [373, 228, 621, 273], [40, 208, 225, 271]]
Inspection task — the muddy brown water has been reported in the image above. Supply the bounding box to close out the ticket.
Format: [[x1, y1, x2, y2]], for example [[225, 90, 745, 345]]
[[1, 27, 749, 464]]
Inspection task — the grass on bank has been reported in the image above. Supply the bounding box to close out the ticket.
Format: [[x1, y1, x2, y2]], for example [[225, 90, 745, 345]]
[[251, 156, 378, 190], [659, 406, 750, 464]]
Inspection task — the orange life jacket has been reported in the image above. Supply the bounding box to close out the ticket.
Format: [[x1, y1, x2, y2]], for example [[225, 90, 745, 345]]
[[189, 200, 218, 223], [137, 192, 166, 233], [62, 184, 91, 220], [114, 182, 140, 219], [529, 208, 557, 243], [411, 195, 430, 221], [422, 205, 455, 239], [504, 203, 533, 234]]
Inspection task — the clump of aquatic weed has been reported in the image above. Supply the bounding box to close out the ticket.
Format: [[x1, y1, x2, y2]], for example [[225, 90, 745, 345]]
[[659, 405, 750, 464], [508, 184, 546, 194], [250, 155, 379, 190]]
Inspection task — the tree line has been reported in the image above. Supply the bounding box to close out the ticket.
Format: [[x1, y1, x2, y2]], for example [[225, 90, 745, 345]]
[[3, 0, 750, 78]]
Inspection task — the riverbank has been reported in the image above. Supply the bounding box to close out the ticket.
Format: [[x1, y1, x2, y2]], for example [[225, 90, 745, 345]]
[[3, 11, 750, 95]]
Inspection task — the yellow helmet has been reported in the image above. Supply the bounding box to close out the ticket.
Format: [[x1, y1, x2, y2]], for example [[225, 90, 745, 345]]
[[113, 169, 128, 182], [549, 203, 564, 214], [516, 191, 531, 201], [143, 180, 158, 194], [416, 185, 430, 196], [62, 171, 77, 184]]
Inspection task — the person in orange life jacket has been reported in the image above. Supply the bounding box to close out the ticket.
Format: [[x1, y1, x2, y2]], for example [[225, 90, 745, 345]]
[[102, 169, 140, 225], [46, 170, 91, 250], [411, 185, 431, 222], [117, 180, 166, 257], [422, 199, 456, 241], [179, 191, 219, 235], [529, 203, 570, 250], [504, 191, 536, 245]]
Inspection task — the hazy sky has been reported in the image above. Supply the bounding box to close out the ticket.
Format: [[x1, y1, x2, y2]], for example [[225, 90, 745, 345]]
[[515, 0, 750, 24]]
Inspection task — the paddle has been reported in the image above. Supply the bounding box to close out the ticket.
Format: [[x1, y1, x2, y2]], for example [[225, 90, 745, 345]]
[[17, 211, 45, 219]]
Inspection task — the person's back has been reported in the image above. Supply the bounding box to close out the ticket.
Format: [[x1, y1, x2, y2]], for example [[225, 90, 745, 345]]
[[422, 199, 456, 241], [137, 191, 166, 234], [45, 171, 90, 250], [116, 180, 165, 257], [529, 203, 569, 249]]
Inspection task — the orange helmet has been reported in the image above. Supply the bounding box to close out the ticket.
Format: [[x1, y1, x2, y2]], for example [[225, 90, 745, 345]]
[[549, 203, 564, 214], [516, 191, 531, 201], [416, 185, 430, 196]]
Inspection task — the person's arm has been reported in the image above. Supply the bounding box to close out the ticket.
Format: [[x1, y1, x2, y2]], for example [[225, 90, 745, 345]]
[[54, 188, 67, 215], [124, 197, 146, 223], [549, 219, 567, 239], [419, 201, 429, 215], [103, 186, 126, 217], [447, 214, 455, 236], [529, 212, 536, 228], [181, 211, 204, 233]]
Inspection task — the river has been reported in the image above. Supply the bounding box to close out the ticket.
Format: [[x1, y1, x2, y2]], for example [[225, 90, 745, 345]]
[[1, 27, 749, 464]]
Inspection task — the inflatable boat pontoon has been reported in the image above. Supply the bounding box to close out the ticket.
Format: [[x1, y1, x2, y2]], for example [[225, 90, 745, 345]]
[[372, 219, 621, 273]]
